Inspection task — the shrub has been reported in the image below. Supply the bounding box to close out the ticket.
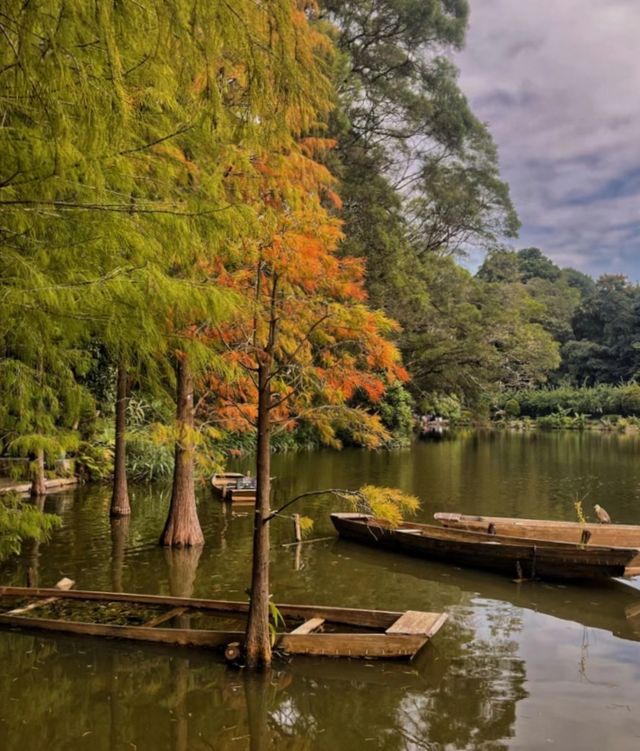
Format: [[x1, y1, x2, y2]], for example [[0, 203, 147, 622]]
[[504, 398, 520, 417]]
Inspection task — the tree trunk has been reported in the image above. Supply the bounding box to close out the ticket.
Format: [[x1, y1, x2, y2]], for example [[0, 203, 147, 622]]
[[30, 448, 46, 498], [160, 355, 204, 547], [110, 363, 131, 517], [245, 361, 272, 668]]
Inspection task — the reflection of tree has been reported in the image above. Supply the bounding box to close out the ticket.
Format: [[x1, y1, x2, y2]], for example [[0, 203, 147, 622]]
[[0, 619, 528, 751], [244, 671, 272, 751], [110, 515, 130, 593], [164, 547, 202, 751], [402, 609, 527, 750], [25, 495, 46, 587]]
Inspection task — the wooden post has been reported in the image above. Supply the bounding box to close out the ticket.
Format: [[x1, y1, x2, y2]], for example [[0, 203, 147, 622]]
[[31, 448, 46, 498], [293, 514, 302, 543]]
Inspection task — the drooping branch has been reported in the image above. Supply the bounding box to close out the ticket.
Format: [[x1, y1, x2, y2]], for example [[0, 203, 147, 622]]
[[264, 488, 363, 523]]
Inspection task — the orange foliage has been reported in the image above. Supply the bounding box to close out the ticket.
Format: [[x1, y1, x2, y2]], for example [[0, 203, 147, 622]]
[[198, 133, 406, 445]]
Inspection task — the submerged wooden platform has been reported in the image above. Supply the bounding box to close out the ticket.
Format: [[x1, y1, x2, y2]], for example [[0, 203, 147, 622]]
[[0, 585, 447, 661]]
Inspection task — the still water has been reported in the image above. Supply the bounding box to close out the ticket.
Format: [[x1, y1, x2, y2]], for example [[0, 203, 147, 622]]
[[2, 430, 640, 750]]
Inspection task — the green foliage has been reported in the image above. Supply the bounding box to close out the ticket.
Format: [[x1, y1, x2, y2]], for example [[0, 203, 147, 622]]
[[562, 275, 640, 384], [325, 0, 525, 417], [420, 393, 463, 421], [126, 437, 174, 483], [0, 493, 62, 561], [268, 599, 286, 647], [504, 399, 520, 418], [401, 255, 560, 407], [372, 382, 415, 446], [76, 441, 114, 483], [496, 383, 640, 419]]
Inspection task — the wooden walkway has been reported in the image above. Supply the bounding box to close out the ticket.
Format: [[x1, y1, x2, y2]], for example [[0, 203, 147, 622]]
[[0, 477, 78, 495]]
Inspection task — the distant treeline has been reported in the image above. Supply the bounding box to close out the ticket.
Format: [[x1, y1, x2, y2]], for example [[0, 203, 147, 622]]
[[495, 384, 640, 420], [477, 248, 640, 387]]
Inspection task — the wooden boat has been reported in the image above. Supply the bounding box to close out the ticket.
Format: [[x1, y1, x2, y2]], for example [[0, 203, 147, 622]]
[[434, 512, 640, 548], [0, 583, 447, 661], [331, 513, 640, 580], [210, 472, 257, 504]]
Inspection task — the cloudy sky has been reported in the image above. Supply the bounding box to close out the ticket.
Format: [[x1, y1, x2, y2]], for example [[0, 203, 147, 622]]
[[456, 0, 640, 279]]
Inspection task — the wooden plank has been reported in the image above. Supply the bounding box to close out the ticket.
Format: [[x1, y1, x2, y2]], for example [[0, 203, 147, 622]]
[[0, 587, 402, 629], [0, 614, 241, 648], [290, 617, 325, 635], [6, 577, 75, 616], [278, 632, 427, 659], [386, 611, 448, 637], [144, 606, 187, 628], [625, 602, 640, 620], [434, 512, 640, 547]]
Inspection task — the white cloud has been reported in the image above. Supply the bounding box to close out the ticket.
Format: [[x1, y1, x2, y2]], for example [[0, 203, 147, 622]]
[[456, 0, 640, 278]]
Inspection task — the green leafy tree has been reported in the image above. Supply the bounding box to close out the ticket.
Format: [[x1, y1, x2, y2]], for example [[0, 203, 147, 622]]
[[0, 493, 61, 561]]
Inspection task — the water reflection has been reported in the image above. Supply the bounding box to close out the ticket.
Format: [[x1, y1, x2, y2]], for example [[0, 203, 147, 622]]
[[110, 516, 130, 593], [332, 540, 640, 644], [0, 627, 527, 750], [2, 432, 640, 748]]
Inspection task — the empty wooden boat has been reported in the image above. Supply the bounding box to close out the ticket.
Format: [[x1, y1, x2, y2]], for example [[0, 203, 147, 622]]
[[0, 584, 447, 661], [331, 513, 640, 581], [434, 512, 640, 548], [211, 472, 257, 504]]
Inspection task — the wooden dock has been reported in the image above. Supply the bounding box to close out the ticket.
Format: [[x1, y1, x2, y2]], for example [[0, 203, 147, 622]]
[[0, 477, 78, 496]]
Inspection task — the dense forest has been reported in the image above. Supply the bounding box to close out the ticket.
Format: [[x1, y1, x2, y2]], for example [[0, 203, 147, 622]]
[[2, 0, 639, 484]]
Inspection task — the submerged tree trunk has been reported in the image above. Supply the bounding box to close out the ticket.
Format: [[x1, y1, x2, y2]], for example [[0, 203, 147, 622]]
[[160, 355, 204, 547], [245, 361, 272, 668], [30, 448, 46, 498], [110, 363, 131, 517]]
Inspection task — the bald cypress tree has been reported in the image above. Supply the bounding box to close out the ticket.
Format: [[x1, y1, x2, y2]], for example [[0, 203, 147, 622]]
[[1, 1, 341, 547]]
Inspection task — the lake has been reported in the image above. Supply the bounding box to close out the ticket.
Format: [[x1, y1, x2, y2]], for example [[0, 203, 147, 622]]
[[2, 430, 640, 750]]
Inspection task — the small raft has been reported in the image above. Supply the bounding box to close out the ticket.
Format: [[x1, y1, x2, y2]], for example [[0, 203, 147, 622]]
[[435, 512, 640, 551], [0, 583, 447, 661], [331, 513, 640, 581], [211, 472, 257, 504]]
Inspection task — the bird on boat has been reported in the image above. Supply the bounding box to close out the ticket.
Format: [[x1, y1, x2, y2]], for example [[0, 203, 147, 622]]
[[594, 504, 611, 524]]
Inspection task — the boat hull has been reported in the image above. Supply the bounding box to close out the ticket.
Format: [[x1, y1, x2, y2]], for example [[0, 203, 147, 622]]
[[331, 514, 640, 580], [435, 512, 640, 548], [210, 473, 256, 504], [0, 587, 446, 661]]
